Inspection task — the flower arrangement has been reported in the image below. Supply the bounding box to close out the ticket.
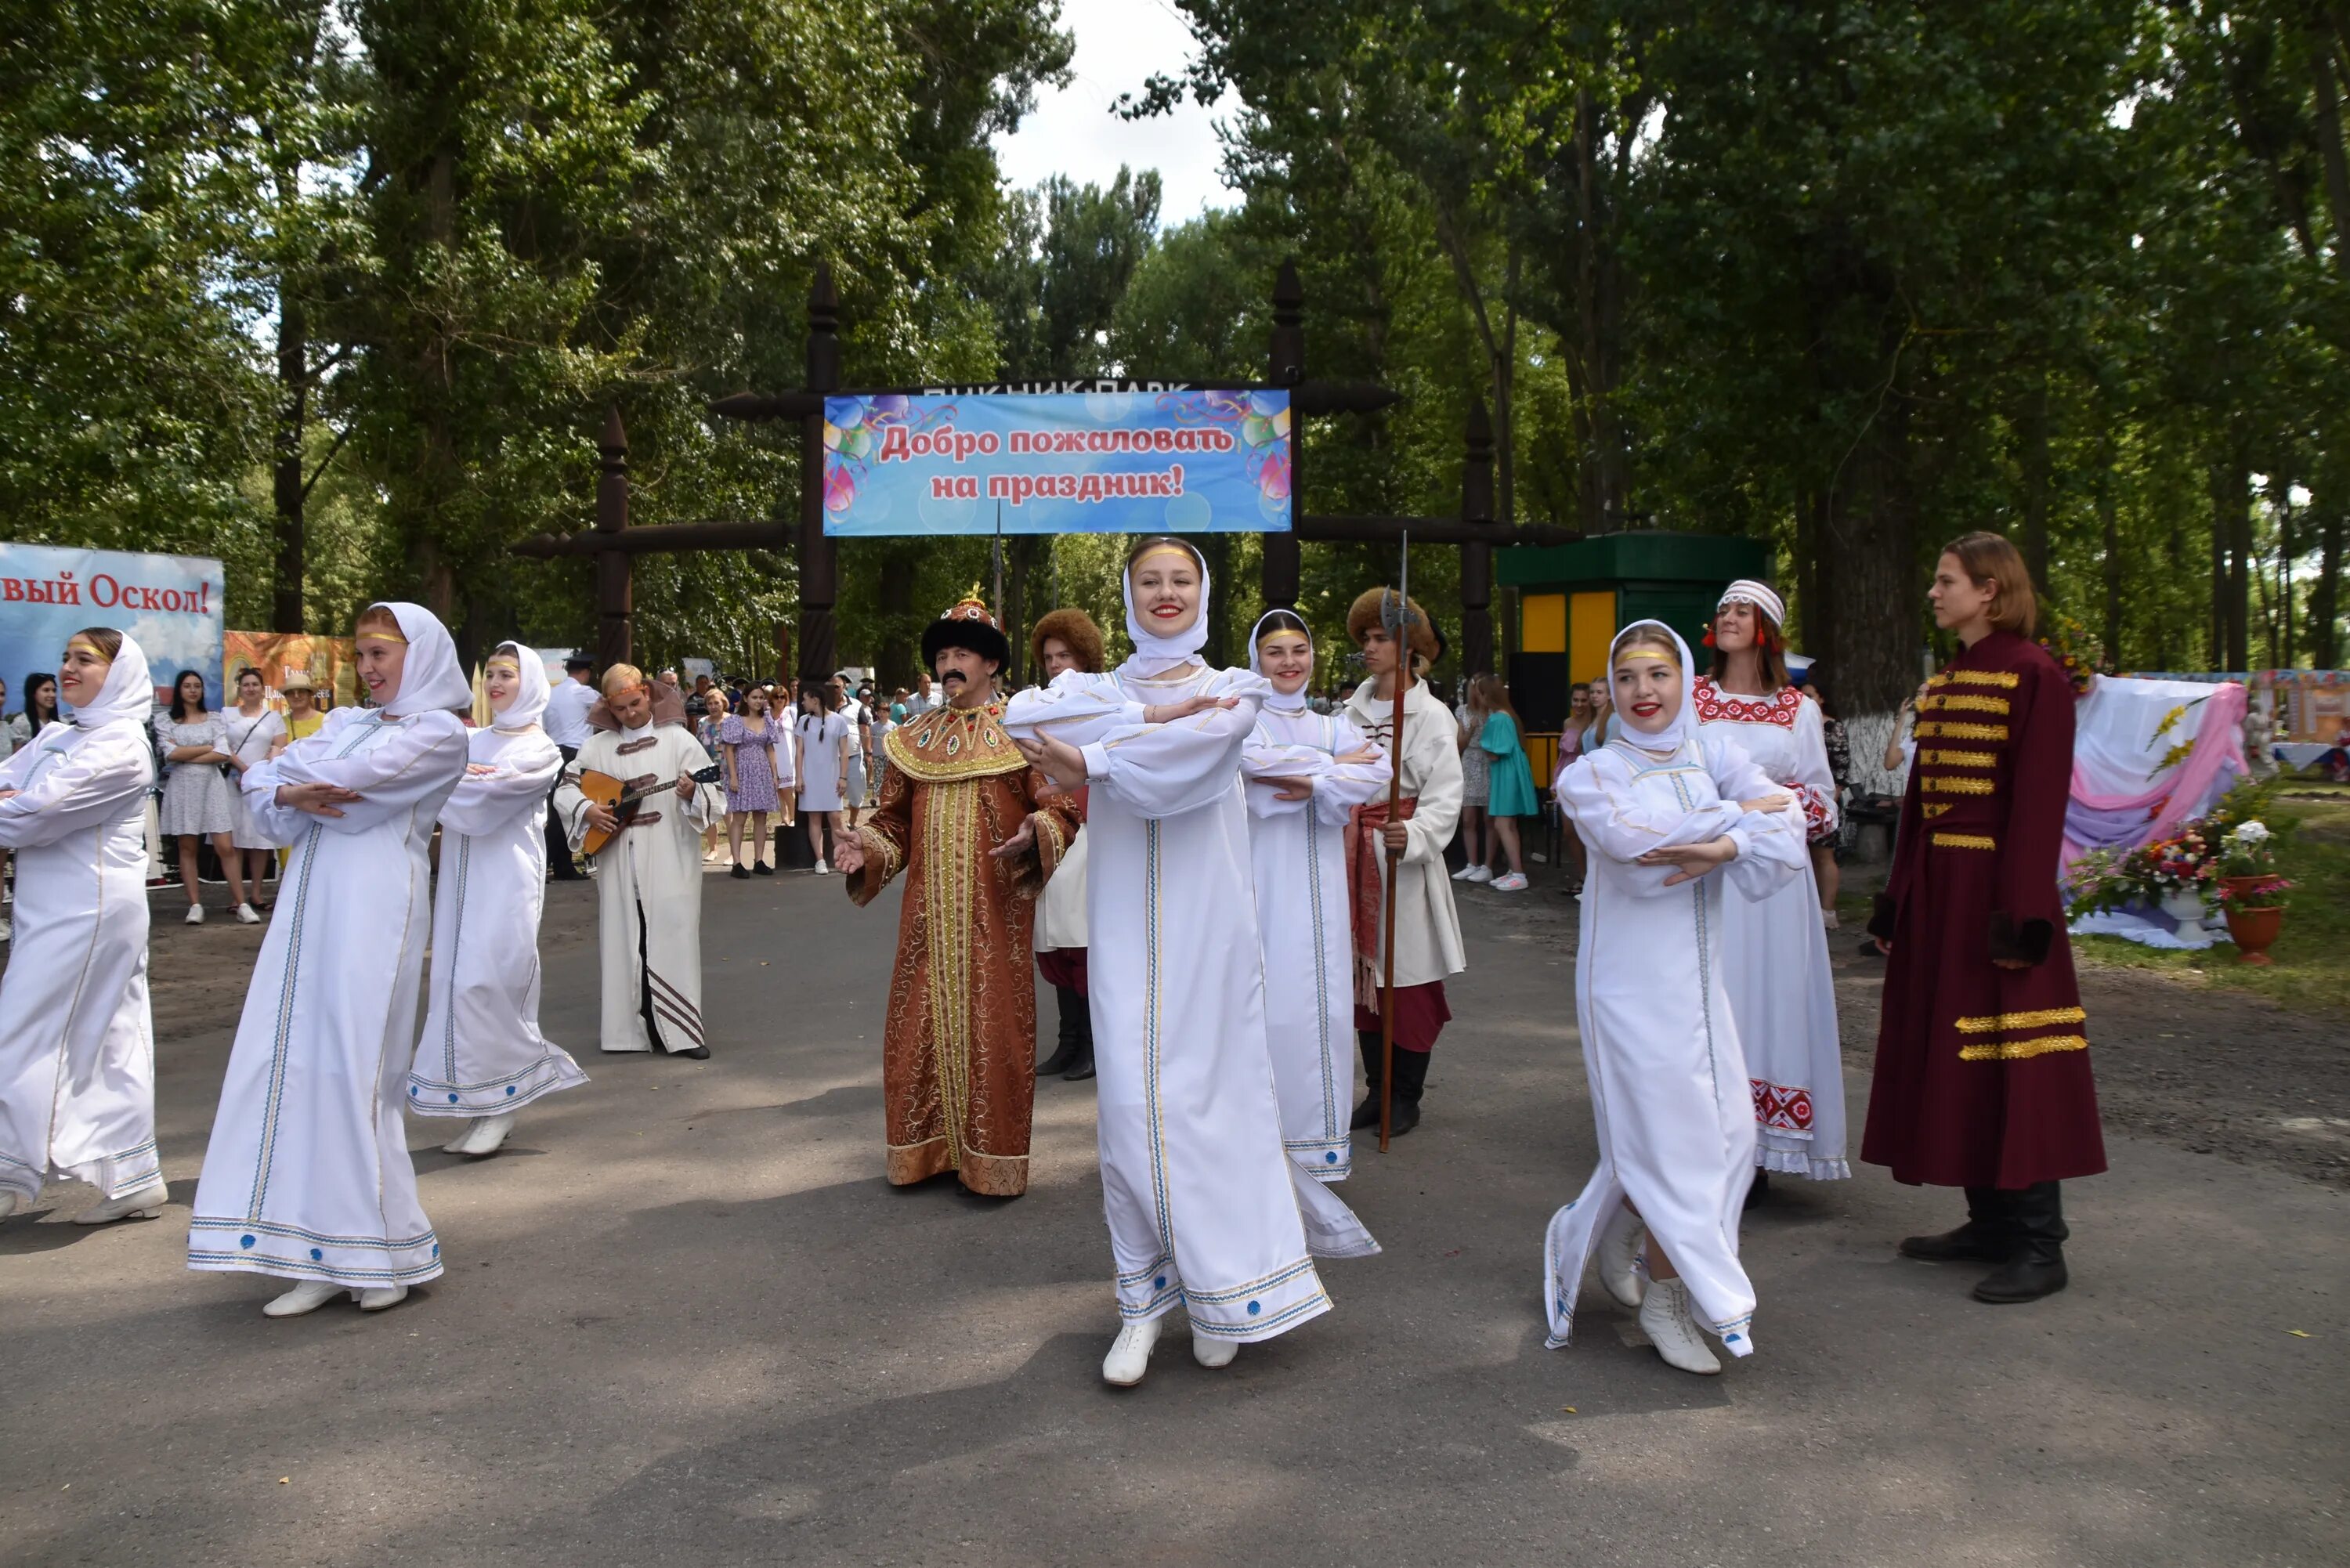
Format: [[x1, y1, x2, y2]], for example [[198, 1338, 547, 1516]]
[[2065, 825, 2221, 917], [2036, 612, 2103, 697], [2214, 820, 2294, 912]]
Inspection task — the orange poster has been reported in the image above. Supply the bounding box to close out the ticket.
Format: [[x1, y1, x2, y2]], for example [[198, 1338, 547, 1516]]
[[222, 632, 360, 710]]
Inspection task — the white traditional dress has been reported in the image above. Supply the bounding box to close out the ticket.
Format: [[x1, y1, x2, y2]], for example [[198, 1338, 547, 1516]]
[[1691, 674, 1849, 1178], [0, 637, 162, 1206], [1240, 619, 1392, 1180], [1543, 623, 1806, 1358], [408, 645, 586, 1115], [1004, 563, 1376, 1345], [553, 692, 716, 1054], [188, 603, 471, 1290]]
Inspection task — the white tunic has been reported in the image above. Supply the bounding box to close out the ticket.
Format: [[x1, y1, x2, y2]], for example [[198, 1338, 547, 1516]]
[[1690, 677, 1849, 1179], [553, 721, 716, 1053], [1242, 704, 1391, 1180], [0, 707, 160, 1204], [1544, 732, 1806, 1356], [1342, 680, 1466, 988], [1005, 663, 1377, 1342], [189, 706, 468, 1288], [407, 724, 586, 1114]]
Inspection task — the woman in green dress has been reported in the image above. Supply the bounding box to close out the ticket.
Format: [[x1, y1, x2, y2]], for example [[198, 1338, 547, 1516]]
[[1473, 674, 1538, 891]]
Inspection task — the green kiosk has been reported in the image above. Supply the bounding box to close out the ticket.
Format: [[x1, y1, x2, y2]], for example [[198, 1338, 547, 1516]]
[[1499, 530, 1770, 736]]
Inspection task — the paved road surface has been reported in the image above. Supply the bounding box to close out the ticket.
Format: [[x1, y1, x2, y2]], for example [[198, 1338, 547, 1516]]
[[2, 869, 2343, 1566]]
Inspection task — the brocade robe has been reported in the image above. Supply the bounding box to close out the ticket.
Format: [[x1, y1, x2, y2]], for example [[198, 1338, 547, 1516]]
[[847, 699, 1080, 1197]]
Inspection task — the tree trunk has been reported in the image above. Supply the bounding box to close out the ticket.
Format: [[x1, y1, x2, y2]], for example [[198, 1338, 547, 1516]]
[[1823, 380, 1918, 714], [2223, 452, 2252, 671], [271, 290, 307, 634], [2312, 493, 2344, 667], [2312, 31, 2350, 282], [2274, 478, 2295, 667]]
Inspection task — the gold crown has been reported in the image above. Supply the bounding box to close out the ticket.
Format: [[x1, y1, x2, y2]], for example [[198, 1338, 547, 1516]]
[[941, 595, 999, 629]]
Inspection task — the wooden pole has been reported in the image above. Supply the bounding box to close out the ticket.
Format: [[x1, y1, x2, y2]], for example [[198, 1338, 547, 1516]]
[[797, 265, 841, 692], [1379, 543, 1410, 1153], [595, 407, 632, 670]]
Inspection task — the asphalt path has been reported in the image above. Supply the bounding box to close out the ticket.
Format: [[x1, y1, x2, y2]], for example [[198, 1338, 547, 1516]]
[[2, 866, 2344, 1566]]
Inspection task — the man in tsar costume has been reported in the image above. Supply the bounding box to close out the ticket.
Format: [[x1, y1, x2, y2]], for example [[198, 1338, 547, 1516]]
[[834, 598, 1083, 1198], [553, 665, 718, 1058], [1342, 589, 1466, 1135]]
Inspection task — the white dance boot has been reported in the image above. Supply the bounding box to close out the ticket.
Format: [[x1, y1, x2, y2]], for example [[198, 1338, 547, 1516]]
[[456, 1113, 515, 1157], [1101, 1316, 1162, 1386], [441, 1121, 479, 1154], [1190, 1324, 1237, 1369], [262, 1279, 344, 1318], [74, 1183, 169, 1224], [0, 1190, 20, 1222], [1637, 1278, 1722, 1375], [1596, 1201, 1647, 1309], [356, 1284, 409, 1312]]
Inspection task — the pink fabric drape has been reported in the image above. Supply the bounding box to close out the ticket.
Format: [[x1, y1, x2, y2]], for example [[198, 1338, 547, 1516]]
[[2061, 681, 2247, 872]]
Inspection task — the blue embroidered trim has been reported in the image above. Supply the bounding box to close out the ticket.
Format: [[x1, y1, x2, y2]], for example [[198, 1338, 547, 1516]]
[[440, 833, 472, 1082], [1189, 1290, 1329, 1336], [1184, 1257, 1316, 1306], [190, 1216, 436, 1249]]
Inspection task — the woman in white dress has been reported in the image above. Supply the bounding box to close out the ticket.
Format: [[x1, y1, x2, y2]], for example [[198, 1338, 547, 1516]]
[[187, 602, 470, 1318], [223, 667, 286, 910], [0, 629, 167, 1226], [407, 641, 586, 1158], [156, 670, 258, 924], [1007, 537, 1377, 1388], [1545, 621, 1806, 1375], [794, 688, 849, 872], [1692, 580, 1849, 1187], [1240, 610, 1392, 1182]]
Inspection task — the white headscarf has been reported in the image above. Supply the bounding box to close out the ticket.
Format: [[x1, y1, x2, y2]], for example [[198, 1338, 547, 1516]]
[[1122, 539, 1211, 677], [1607, 620, 1700, 753], [486, 640, 551, 732], [370, 602, 472, 717], [67, 631, 154, 732], [1246, 609, 1312, 713], [1717, 578, 1786, 630]]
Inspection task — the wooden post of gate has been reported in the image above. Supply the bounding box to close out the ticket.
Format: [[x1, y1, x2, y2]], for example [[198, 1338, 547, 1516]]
[[595, 407, 633, 669], [1263, 258, 1306, 611], [797, 266, 841, 692], [1459, 396, 1498, 677]]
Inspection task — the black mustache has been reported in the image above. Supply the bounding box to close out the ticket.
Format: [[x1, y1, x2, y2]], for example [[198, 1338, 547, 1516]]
[[940, 671, 967, 685]]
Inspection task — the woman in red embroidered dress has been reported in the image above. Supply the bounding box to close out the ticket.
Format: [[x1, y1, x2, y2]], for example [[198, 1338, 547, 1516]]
[[1864, 532, 2106, 1303]]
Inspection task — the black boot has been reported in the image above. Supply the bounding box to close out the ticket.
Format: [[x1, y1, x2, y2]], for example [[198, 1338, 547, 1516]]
[[1972, 1182, 2070, 1303], [1898, 1187, 2019, 1263], [1037, 985, 1083, 1078], [1349, 1032, 1385, 1129], [1386, 1047, 1429, 1136], [1061, 991, 1096, 1082]]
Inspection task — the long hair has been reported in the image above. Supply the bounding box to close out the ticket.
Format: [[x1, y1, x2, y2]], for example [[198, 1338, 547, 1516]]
[[1941, 529, 2038, 638], [169, 670, 208, 721], [1708, 605, 1791, 691], [1470, 672, 1520, 727], [22, 671, 59, 727]]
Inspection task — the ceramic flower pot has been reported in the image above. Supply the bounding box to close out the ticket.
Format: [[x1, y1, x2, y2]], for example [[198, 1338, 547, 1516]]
[[2221, 876, 2285, 965], [2157, 887, 2210, 927]]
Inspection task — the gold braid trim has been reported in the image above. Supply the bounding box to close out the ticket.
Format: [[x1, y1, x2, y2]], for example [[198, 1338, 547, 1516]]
[[1920, 749, 1999, 768], [1959, 1035, 2088, 1062], [1922, 802, 1954, 818], [1955, 1006, 2086, 1034], [1923, 775, 1996, 795], [1930, 832, 1998, 850], [885, 703, 1029, 782], [1928, 670, 2020, 689], [1916, 721, 2008, 742], [861, 824, 905, 885], [1919, 693, 2011, 716]]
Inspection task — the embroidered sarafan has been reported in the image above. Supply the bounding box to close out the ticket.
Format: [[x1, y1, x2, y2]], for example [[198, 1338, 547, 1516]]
[[1691, 676, 1804, 729]]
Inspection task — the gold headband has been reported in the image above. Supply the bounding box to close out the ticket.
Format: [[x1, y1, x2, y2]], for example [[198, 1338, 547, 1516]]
[[66, 638, 111, 660], [485, 657, 522, 674], [1130, 544, 1200, 574], [358, 630, 408, 645]]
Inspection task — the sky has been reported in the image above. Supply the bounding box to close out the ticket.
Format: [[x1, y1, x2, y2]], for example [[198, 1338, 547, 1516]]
[[992, 0, 1242, 222]]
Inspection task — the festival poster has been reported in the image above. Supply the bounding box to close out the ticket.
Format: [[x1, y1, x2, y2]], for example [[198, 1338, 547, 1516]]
[[821, 388, 1292, 536], [0, 543, 224, 714], [222, 631, 360, 710]]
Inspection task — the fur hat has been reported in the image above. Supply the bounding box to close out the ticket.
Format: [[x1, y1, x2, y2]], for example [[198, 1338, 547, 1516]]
[[921, 596, 1012, 670], [1345, 587, 1439, 662], [1029, 607, 1106, 676]]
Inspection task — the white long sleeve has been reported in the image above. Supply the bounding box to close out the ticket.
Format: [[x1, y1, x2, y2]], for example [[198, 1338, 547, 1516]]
[[246, 710, 469, 839], [1001, 670, 1148, 746], [1555, 749, 1744, 866], [0, 727, 153, 848], [1079, 685, 1267, 820], [437, 732, 562, 838]]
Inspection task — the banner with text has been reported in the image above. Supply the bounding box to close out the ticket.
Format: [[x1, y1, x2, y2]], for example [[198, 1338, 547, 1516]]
[[821, 389, 1292, 536], [0, 542, 225, 717]]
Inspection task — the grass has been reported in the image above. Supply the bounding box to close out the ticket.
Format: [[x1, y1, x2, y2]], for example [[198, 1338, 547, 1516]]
[[2070, 786, 2350, 1020]]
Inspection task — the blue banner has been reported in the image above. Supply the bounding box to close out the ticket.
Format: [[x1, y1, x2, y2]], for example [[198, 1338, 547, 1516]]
[[822, 389, 1292, 536], [0, 543, 225, 718]]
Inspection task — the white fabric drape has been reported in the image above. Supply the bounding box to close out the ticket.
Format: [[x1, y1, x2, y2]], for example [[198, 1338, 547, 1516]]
[[408, 642, 584, 1115], [1542, 622, 1807, 1357], [1007, 656, 1377, 1343], [1242, 705, 1390, 1180], [190, 605, 470, 1288], [0, 635, 161, 1204]]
